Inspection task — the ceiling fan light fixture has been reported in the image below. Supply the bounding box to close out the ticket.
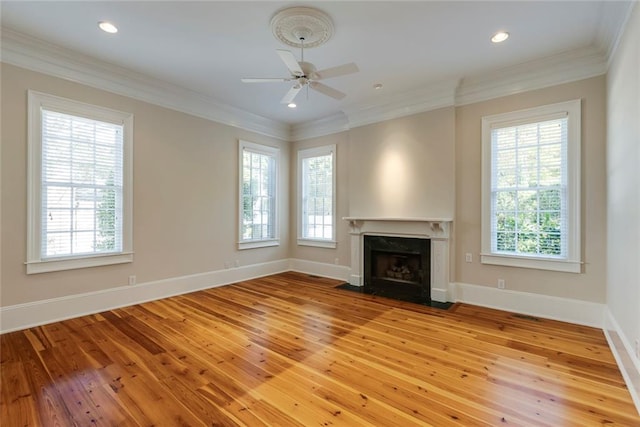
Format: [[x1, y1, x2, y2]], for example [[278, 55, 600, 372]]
[[491, 31, 509, 43], [98, 21, 118, 34], [288, 102, 297, 108]]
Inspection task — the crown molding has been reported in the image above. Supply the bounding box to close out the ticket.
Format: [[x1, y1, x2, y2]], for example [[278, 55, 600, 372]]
[[343, 80, 458, 130], [455, 46, 608, 106], [293, 46, 608, 140], [290, 112, 349, 141], [0, 29, 290, 141], [292, 81, 457, 141], [601, 1, 637, 68], [1, 28, 614, 143]]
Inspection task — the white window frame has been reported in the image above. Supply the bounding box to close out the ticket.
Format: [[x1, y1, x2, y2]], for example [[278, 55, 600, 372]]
[[297, 145, 337, 248], [480, 99, 581, 273], [27, 91, 134, 274], [238, 140, 279, 250]]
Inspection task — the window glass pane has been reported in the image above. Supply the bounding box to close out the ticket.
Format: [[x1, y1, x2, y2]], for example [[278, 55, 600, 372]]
[[300, 151, 334, 240], [41, 109, 124, 258], [491, 117, 567, 258], [45, 232, 71, 256], [240, 145, 276, 242]]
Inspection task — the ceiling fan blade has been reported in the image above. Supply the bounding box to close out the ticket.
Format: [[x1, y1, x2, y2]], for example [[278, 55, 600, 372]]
[[313, 63, 359, 80], [276, 49, 304, 76], [309, 82, 346, 100], [241, 78, 291, 83], [281, 84, 302, 104]]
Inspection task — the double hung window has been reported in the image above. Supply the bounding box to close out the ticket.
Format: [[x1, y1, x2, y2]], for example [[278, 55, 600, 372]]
[[27, 91, 133, 273], [298, 145, 336, 248], [481, 100, 581, 272], [239, 140, 279, 249]]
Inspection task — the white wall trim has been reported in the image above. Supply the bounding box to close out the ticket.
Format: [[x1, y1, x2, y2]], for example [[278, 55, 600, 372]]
[[455, 46, 607, 107], [0, 260, 289, 334], [289, 258, 351, 282], [2, 28, 611, 143], [342, 80, 458, 130], [598, 0, 637, 68], [450, 281, 605, 328], [292, 47, 608, 140], [290, 113, 350, 141], [431, 287, 448, 303], [0, 29, 290, 141], [603, 307, 640, 415]]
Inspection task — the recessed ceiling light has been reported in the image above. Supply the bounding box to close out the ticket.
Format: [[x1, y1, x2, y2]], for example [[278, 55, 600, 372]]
[[287, 102, 297, 108], [98, 21, 118, 34], [373, 83, 383, 90], [491, 31, 509, 43]]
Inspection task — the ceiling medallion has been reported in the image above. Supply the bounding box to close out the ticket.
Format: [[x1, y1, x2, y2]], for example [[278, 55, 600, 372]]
[[270, 7, 334, 48]]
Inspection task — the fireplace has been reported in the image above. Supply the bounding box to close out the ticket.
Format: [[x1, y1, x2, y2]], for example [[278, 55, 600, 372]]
[[345, 218, 452, 302], [364, 235, 431, 303]]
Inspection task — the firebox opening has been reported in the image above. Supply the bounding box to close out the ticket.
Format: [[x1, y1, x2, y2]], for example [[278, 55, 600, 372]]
[[364, 235, 431, 303]]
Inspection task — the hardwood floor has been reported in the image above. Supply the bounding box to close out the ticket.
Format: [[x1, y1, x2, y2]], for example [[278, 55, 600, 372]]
[[1, 272, 638, 426]]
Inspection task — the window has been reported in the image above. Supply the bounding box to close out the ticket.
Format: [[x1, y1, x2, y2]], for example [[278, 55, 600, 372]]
[[298, 145, 336, 248], [238, 140, 279, 249], [27, 91, 133, 274], [481, 100, 581, 273]]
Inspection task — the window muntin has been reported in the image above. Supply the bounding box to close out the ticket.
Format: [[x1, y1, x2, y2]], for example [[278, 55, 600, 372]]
[[27, 91, 133, 274], [481, 100, 581, 273], [298, 145, 336, 248], [239, 140, 279, 249]]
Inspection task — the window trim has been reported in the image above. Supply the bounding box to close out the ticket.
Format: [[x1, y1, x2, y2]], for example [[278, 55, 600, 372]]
[[297, 144, 337, 248], [480, 99, 581, 273], [27, 90, 134, 274], [238, 140, 279, 250]]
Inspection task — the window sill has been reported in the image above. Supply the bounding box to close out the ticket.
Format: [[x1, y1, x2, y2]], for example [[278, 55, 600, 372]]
[[480, 253, 581, 273], [238, 239, 279, 250], [26, 252, 133, 274], [297, 238, 337, 249]]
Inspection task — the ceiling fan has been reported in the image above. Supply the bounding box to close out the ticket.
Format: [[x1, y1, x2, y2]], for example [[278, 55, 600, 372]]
[[241, 39, 359, 105]]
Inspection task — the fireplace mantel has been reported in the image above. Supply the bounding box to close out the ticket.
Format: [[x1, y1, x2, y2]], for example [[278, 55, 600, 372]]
[[344, 217, 452, 302]]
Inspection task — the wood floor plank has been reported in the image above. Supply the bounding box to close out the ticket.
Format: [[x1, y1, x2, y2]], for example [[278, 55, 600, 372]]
[[2, 272, 639, 426]]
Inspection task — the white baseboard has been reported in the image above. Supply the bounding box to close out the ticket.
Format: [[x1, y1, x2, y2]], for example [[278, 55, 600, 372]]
[[0, 259, 289, 334], [603, 308, 640, 415], [349, 274, 362, 286], [289, 258, 351, 282], [3, 263, 637, 416], [431, 287, 448, 303], [450, 282, 605, 328]]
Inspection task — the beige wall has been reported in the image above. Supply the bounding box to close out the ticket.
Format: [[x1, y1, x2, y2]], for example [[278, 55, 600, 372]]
[[289, 108, 456, 268], [289, 131, 351, 266], [347, 107, 456, 219], [606, 4, 640, 356], [1, 63, 290, 306], [1, 62, 610, 309], [455, 76, 607, 302]]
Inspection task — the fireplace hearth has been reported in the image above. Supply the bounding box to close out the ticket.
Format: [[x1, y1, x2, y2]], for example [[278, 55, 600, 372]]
[[364, 235, 430, 303]]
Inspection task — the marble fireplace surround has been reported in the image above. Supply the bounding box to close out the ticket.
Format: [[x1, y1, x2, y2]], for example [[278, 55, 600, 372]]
[[344, 217, 452, 302]]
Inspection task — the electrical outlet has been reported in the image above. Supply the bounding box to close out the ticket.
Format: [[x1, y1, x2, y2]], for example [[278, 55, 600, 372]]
[[465, 253, 472, 263], [635, 339, 639, 359], [234, 260, 240, 268], [334, 258, 339, 265], [128, 275, 136, 286], [497, 279, 505, 289]]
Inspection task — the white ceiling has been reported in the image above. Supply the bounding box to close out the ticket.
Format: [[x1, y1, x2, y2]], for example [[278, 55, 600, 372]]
[[0, 1, 633, 127]]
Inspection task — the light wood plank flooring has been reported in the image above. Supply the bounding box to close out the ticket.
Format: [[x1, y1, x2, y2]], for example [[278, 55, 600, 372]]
[[1, 272, 638, 426]]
